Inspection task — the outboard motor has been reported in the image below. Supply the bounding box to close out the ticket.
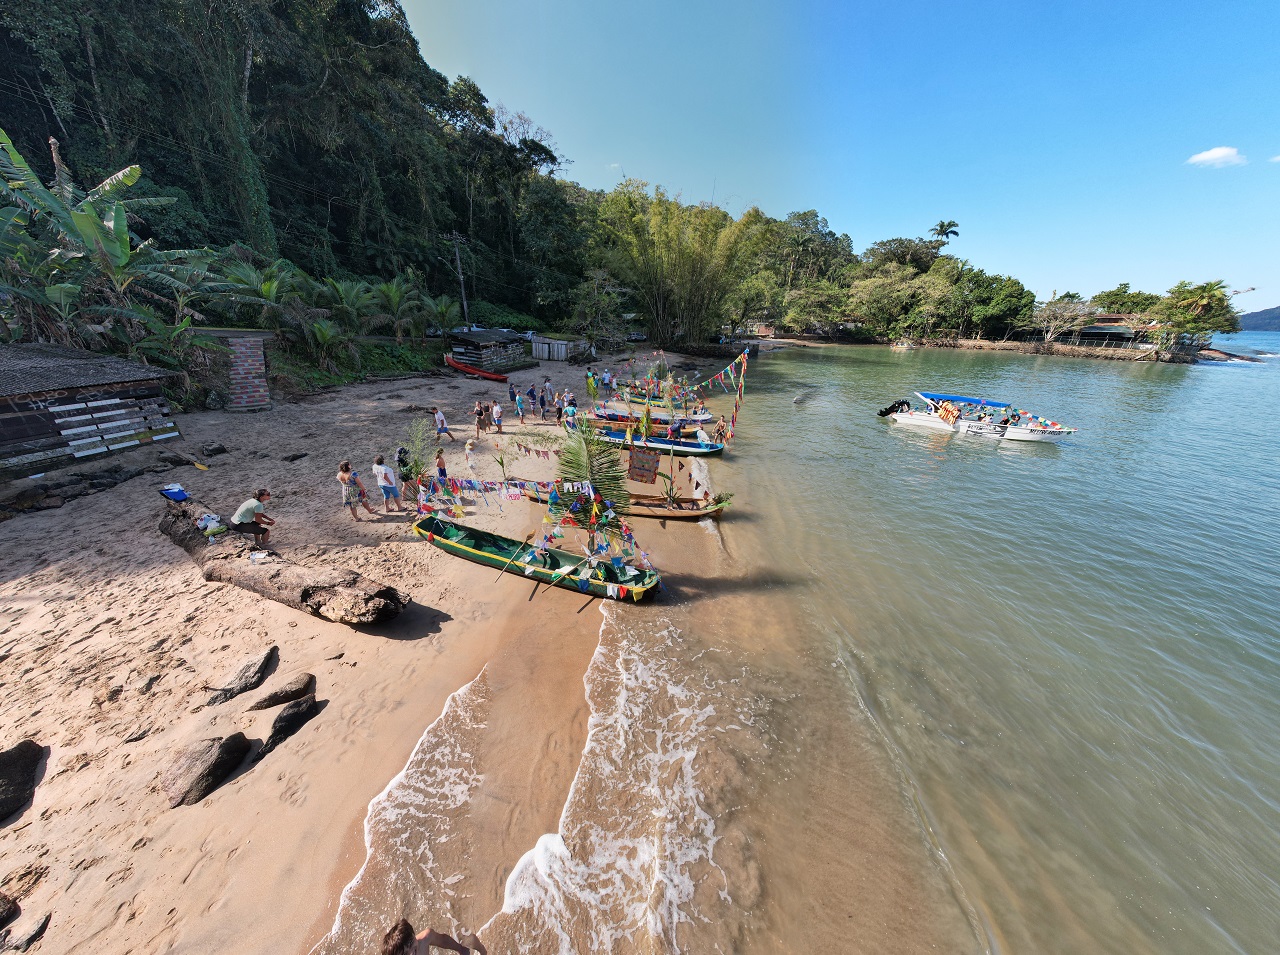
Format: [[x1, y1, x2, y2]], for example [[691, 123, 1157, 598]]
[[878, 399, 910, 417]]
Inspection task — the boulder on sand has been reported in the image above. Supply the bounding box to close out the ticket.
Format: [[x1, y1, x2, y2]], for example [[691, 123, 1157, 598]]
[[247, 673, 315, 711], [6, 911, 50, 952], [0, 740, 44, 821], [253, 695, 321, 763], [160, 734, 251, 807], [207, 646, 278, 706], [0, 892, 18, 929]]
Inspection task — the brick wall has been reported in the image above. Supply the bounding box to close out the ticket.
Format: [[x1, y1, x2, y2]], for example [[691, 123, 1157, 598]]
[[227, 337, 271, 411]]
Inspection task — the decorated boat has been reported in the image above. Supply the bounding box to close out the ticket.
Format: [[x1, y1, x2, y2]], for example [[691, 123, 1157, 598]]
[[412, 514, 660, 601], [594, 402, 714, 426], [586, 408, 702, 437], [519, 480, 730, 522], [591, 428, 725, 457], [444, 354, 508, 382], [886, 392, 1077, 443]]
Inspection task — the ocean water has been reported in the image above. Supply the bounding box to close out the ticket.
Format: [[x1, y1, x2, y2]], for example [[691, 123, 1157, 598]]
[[316, 334, 1279, 954], [720, 332, 1280, 953]]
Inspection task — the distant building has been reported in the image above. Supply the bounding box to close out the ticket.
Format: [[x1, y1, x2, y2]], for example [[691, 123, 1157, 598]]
[[0, 343, 180, 481], [450, 330, 528, 371]]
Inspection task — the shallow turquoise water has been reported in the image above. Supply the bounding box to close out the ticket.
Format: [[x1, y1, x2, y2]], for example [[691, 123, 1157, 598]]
[[723, 335, 1280, 954]]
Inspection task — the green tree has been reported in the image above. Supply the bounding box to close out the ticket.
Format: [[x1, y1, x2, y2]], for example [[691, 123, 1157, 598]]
[[1090, 282, 1161, 315], [929, 220, 959, 242]]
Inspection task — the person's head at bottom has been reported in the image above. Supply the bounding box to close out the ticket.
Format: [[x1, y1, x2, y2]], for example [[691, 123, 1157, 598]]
[[382, 919, 484, 955]]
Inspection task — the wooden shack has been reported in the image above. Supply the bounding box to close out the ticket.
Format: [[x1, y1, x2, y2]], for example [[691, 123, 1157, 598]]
[[451, 330, 527, 371], [0, 343, 180, 481]]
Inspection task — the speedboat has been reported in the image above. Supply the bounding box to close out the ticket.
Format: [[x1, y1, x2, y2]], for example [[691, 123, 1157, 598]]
[[886, 392, 1076, 443]]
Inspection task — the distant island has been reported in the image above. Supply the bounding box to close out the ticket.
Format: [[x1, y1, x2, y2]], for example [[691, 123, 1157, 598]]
[[1239, 307, 1280, 331]]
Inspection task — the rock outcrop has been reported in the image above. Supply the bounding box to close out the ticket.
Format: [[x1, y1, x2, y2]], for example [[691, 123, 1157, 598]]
[[253, 695, 321, 762], [247, 673, 315, 711], [0, 740, 44, 821], [160, 734, 251, 807], [207, 647, 278, 707]]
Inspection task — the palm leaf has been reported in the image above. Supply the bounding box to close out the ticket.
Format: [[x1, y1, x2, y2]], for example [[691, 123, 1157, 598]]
[[85, 165, 142, 204], [555, 421, 631, 517]]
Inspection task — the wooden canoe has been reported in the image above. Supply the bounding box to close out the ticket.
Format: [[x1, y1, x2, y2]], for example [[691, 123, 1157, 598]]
[[592, 428, 724, 457], [517, 482, 729, 522], [445, 354, 509, 382], [412, 514, 659, 601], [586, 410, 700, 438]]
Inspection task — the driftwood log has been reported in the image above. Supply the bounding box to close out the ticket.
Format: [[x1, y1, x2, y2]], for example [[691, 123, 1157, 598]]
[[159, 497, 408, 625]]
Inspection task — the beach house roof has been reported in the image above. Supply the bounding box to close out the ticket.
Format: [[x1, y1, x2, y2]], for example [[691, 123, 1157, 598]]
[[0, 343, 176, 399]]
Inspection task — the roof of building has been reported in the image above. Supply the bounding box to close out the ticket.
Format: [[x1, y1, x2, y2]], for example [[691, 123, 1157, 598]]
[[0, 343, 176, 399], [452, 330, 523, 346]]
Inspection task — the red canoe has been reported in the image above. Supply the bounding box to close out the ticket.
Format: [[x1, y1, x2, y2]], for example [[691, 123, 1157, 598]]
[[445, 354, 509, 382]]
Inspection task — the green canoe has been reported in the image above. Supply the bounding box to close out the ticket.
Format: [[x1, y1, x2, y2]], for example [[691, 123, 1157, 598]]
[[412, 514, 660, 602]]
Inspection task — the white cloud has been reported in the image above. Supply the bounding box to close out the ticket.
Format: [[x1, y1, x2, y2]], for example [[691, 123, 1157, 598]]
[[1186, 146, 1247, 167], [1270, 155, 1280, 163]]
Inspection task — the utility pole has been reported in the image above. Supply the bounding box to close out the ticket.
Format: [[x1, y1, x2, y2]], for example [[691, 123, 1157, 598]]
[[443, 231, 470, 325]]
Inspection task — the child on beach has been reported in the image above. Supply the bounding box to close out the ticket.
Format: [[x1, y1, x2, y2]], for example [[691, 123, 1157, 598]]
[[337, 461, 378, 521], [464, 439, 476, 471], [371, 454, 405, 513], [435, 448, 447, 482], [515, 392, 525, 424], [491, 400, 503, 434], [432, 406, 455, 442]]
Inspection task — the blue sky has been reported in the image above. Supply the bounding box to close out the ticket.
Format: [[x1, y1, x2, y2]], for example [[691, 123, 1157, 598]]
[[404, 0, 1280, 308]]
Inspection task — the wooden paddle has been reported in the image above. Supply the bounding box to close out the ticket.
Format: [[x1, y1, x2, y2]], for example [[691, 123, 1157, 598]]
[[167, 449, 211, 470], [494, 531, 536, 581]]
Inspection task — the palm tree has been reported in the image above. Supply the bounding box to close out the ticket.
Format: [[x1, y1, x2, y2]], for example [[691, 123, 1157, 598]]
[[1175, 280, 1229, 316], [423, 294, 461, 346], [929, 220, 960, 242], [322, 278, 378, 332], [372, 276, 422, 343]]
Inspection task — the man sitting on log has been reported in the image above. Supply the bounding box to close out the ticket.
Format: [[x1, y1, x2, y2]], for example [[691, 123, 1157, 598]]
[[230, 489, 276, 545]]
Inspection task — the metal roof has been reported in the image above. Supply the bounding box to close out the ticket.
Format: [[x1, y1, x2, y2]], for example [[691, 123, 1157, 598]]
[[452, 330, 523, 345], [0, 343, 176, 398]]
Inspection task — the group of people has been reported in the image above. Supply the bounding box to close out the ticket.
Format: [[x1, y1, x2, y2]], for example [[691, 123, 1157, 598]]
[[231, 380, 730, 545]]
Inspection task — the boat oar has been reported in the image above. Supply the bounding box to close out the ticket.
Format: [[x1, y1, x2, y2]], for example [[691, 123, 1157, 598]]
[[494, 531, 535, 581]]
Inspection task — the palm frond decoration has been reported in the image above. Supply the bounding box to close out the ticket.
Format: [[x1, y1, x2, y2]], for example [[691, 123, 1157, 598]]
[[555, 420, 630, 518]]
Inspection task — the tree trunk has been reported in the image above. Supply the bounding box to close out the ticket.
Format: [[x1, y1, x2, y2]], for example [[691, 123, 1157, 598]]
[[159, 497, 408, 625], [80, 22, 114, 149]]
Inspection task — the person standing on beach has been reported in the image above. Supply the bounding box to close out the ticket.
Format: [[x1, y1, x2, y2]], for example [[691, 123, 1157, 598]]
[[432, 406, 455, 442], [554, 392, 564, 424], [464, 439, 476, 471], [381, 919, 486, 955], [491, 399, 504, 434], [435, 448, 448, 483], [231, 489, 275, 544], [514, 391, 526, 425], [371, 455, 405, 513], [337, 460, 377, 521], [508, 382, 517, 403], [538, 384, 548, 420], [473, 401, 485, 439]]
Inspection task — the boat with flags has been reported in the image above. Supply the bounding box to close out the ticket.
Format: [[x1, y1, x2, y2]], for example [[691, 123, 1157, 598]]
[[518, 479, 731, 522], [413, 514, 660, 601], [586, 407, 703, 435], [882, 391, 1077, 443], [592, 428, 725, 456]]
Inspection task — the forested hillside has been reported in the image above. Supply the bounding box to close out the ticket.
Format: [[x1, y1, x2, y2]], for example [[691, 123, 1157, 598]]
[[1239, 307, 1280, 331], [0, 0, 1238, 368]]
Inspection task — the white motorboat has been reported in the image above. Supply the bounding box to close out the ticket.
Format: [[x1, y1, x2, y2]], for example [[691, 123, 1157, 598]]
[[884, 392, 1076, 443]]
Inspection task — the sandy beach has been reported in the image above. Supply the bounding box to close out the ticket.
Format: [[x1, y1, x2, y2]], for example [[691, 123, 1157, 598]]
[[1, 352, 972, 954]]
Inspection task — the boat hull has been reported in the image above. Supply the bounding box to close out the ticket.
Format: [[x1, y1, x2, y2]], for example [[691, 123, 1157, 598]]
[[889, 411, 959, 432], [1002, 425, 1073, 443], [412, 515, 659, 601], [520, 483, 726, 522], [445, 355, 509, 382], [596, 403, 714, 425], [593, 429, 724, 456]]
